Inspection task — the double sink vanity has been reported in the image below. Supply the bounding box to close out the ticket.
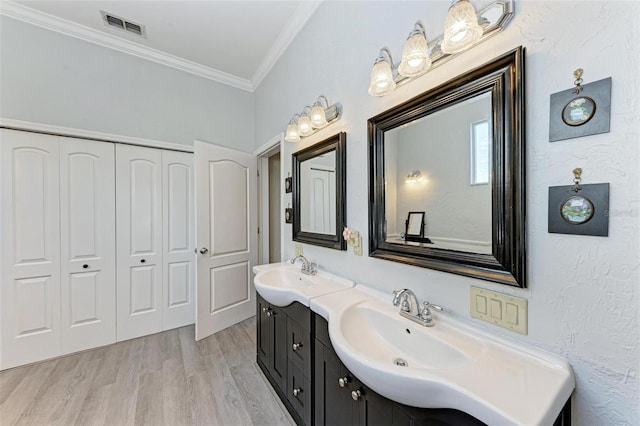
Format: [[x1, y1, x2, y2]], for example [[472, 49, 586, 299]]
[[254, 261, 574, 426]]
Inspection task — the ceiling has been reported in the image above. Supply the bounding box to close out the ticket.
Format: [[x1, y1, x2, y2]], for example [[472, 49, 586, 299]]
[[2, 0, 321, 91]]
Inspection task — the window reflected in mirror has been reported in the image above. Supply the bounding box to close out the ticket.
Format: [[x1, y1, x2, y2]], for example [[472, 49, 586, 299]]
[[384, 91, 493, 254]]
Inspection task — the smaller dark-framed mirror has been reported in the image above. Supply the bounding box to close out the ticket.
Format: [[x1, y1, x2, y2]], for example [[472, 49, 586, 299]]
[[292, 132, 347, 250], [405, 212, 432, 244]]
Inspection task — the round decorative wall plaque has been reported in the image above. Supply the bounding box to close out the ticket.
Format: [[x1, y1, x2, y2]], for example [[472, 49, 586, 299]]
[[562, 96, 596, 126], [560, 195, 594, 224]]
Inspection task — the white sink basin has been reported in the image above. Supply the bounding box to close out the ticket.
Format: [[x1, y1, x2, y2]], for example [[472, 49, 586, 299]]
[[253, 262, 354, 307], [311, 286, 575, 426], [339, 300, 484, 370]]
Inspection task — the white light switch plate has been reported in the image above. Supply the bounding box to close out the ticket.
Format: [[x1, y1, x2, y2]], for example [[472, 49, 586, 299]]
[[295, 244, 303, 256], [470, 286, 528, 335]]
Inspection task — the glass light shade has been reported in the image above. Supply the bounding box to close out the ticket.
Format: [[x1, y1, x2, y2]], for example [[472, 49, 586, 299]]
[[441, 0, 483, 55], [310, 104, 328, 128], [285, 122, 300, 142], [368, 59, 396, 96], [298, 114, 313, 137], [398, 32, 431, 77]]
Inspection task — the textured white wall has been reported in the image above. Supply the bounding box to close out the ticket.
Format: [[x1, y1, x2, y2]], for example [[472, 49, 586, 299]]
[[0, 16, 255, 151], [254, 1, 640, 423]]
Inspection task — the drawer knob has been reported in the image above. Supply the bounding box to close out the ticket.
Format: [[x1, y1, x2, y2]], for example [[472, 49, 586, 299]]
[[293, 388, 302, 397], [351, 389, 363, 401], [338, 376, 350, 388], [140, 259, 146, 263], [82, 264, 89, 269], [292, 342, 303, 351]]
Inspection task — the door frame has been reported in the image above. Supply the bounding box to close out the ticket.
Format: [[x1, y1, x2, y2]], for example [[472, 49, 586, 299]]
[[254, 133, 285, 264]]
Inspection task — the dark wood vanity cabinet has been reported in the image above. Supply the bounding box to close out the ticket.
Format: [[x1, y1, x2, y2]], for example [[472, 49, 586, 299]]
[[257, 300, 570, 426], [256, 294, 312, 426]]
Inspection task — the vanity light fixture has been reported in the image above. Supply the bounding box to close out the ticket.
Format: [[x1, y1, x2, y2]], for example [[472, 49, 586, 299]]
[[405, 170, 426, 184], [284, 96, 343, 142], [368, 0, 514, 97]]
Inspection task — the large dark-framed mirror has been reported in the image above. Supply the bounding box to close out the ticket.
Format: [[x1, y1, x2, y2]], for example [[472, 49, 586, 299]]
[[293, 132, 347, 250], [368, 47, 526, 287]]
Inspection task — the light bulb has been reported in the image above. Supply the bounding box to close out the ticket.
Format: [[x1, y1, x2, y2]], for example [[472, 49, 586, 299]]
[[285, 122, 300, 142], [310, 104, 327, 128], [398, 27, 431, 78], [441, 0, 482, 55], [298, 114, 313, 137], [368, 58, 396, 96]]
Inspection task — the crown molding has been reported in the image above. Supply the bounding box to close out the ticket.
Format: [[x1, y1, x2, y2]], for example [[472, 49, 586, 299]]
[[250, 1, 322, 91], [0, 1, 253, 92]]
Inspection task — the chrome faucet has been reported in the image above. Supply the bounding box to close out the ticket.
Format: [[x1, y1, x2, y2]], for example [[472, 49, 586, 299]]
[[290, 255, 317, 276], [392, 289, 442, 327]]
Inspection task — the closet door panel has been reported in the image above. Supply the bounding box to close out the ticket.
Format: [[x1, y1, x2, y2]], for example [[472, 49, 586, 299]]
[[116, 145, 163, 341], [162, 151, 195, 330], [0, 129, 61, 370], [60, 139, 116, 354]]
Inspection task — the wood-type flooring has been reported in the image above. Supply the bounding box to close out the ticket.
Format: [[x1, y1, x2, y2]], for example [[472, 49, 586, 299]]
[[0, 317, 295, 426]]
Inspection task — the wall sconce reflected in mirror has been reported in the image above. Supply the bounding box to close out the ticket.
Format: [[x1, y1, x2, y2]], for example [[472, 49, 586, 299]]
[[405, 170, 426, 184], [284, 95, 343, 142], [368, 0, 514, 97]]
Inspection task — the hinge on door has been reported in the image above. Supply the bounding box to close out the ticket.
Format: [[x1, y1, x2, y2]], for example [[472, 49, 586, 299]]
[[257, 169, 260, 177], [257, 227, 260, 234]]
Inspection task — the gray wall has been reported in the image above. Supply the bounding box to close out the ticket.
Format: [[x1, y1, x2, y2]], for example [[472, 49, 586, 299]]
[[0, 16, 254, 151], [254, 1, 640, 424]]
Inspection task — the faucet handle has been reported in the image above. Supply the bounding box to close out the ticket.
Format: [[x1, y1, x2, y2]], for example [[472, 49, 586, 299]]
[[423, 301, 443, 311], [308, 262, 317, 275]]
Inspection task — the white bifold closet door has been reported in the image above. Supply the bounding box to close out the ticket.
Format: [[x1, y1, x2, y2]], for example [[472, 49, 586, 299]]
[[0, 130, 62, 369], [162, 150, 195, 331], [60, 139, 116, 354], [116, 145, 194, 341], [116, 145, 163, 341]]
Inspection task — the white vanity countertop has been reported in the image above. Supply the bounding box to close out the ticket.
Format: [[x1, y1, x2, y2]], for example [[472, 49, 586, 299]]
[[311, 285, 575, 426], [253, 262, 355, 307]]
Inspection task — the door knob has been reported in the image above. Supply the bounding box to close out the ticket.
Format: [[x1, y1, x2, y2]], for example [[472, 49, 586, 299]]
[[82, 264, 89, 269], [292, 342, 303, 351], [293, 388, 302, 397], [199, 247, 209, 254], [351, 389, 363, 401]]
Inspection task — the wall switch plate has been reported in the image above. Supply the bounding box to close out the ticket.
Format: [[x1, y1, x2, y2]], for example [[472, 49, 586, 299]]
[[295, 244, 303, 256], [353, 236, 362, 256], [470, 286, 528, 335]]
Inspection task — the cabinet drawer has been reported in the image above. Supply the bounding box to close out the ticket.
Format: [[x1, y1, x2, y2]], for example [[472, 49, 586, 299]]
[[287, 316, 311, 378], [283, 301, 311, 331], [287, 362, 312, 426]]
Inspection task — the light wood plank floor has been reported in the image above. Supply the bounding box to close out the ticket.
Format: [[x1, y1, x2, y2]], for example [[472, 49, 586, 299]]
[[0, 317, 295, 426]]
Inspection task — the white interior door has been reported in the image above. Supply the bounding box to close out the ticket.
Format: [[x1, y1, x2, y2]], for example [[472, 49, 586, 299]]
[[116, 144, 163, 341], [162, 150, 195, 330], [0, 129, 61, 370], [60, 138, 116, 354], [195, 141, 257, 341]]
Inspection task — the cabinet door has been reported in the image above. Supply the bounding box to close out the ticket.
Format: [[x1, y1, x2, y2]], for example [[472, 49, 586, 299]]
[[60, 138, 116, 354], [116, 145, 163, 341], [162, 150, 194, 330], [314, 341, 355, 426], [0, 130, 61, 369], [256, 295, 271, 366], [270, 305, 288, 390]]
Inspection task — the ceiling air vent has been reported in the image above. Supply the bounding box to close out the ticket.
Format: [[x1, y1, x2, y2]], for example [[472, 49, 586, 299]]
[[100, 10, 146, 38]]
